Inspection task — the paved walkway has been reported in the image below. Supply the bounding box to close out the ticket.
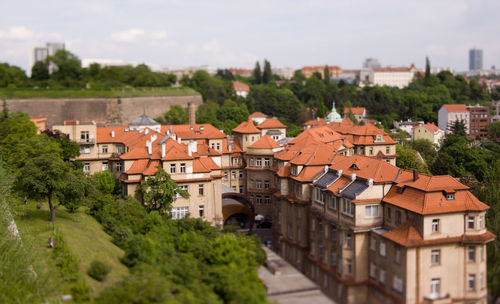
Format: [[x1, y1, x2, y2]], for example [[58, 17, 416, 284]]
[[258, 246, 335, 304]]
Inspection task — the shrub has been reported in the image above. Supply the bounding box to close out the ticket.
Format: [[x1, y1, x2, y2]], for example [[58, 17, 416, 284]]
[[70, 280, 90, 302], [52, 231, 79, 282], [87, 260, 111, 281]]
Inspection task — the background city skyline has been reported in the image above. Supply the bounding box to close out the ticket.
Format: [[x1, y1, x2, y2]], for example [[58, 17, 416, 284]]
[[1, 0, 499, 72]]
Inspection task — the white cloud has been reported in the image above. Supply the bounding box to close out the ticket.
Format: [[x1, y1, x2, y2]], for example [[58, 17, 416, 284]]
[[110, 28, 169, 43], [0, 26, 35, 40]]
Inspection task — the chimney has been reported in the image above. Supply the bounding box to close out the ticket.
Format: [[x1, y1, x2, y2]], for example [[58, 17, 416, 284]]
[[145, 128, 149, 135], [413, 169, 419, 181], [146, 140, 152, 155], [161, 143, 166, 158], [111, 130, 115, 138], [177, 137, 181, 144], [188, 102, 196, 125], [351, 173, 356, 181], [368, 178, 374, 186], [338, 169, 342, 176]]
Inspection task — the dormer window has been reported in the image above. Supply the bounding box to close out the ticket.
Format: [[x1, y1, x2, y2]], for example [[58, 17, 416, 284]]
[[445, 193, 455, 200], [375, 135, 383, 143], [397, 187, 404, 194], [350, 163, 359, 170], [291, 165, 298, 176]]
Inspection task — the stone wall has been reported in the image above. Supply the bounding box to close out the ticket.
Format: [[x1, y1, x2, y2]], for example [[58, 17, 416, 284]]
[[5, 95, 203, 127]]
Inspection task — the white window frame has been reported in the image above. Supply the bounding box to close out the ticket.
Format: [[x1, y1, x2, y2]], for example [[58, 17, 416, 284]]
[[170, 163, 176, 174], [432, 219, 439, 233], [116, 162, 123, 172], [256, 158, 262, 167], [370, 262, 376, 278], [468, 274, 475, 291], [342, 198, 354, 217], [431, 249, 440, 265], [171, 206, 189, 219], [430, 278, 441, 299], [180, 163, 186, 173], [102, 162, 108, 171], [379, 241, 386, 257], [365, 205, 379, 217], [83, 162, 90, 172]]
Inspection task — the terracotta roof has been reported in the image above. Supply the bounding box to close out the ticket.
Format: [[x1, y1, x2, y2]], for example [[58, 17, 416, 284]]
[[290, 166, 325, 182], [343, 107, 366, 115], [233, 81, 250, 92], [289, 144, 339, 166], [423, 123, 440, 132], [290, 126, 346, 146], [276, 163, 291, 177], [327, 123, 397, 145], [383, 174, 489, 215], [382, 220, 495, 247], [249, 112, 267, 118], [248, 135, 280, 149], [125, 159, 149, 174], [325, 176, 351, 195], [195, 142, 222, 156], [301, 65, 341, 71], [443, 104, 467, 112], [143, 161, 161, 175], [161, 124, 226, 140], [221, 137, 243, 154], [329, 155, 400, 183], [193, 157, 220, 173], [232, 118, 261, 134], [257, 118, 287, 129]]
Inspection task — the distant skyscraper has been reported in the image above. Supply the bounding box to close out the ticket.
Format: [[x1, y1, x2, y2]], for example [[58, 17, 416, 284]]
[[469, 48, 483, 70], [33, 47, 48, 63], [46, 42, 65, 56], [32, 42, 65, 73], [362, 57, 381, 68]]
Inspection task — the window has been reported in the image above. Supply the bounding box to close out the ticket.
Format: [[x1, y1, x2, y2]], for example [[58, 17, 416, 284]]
[[264, 180, 270, 189], [80, 131, 89, 141], [256, 180, 262, 189], [199, 184, 204, 196], [370, 262, 377, 278], [379, 269, 386, 285], [239, 171, 243, 179], [170, 164, 176, 174], [346, 259, 352, 274], [216, 143, 220, 151], [171, 206, 189, 219], [256, 158, 262, 167], [83, 163, 90, 172], [393, 276, 403, 293], [342, 199, 354, 216], [432, 219, 440, 233], [430, 278, 441, 299], [180, 163, 186, 173], [239, 185, 243, 193], [332, 227, 337, 242], [329, 196, 337, 209], [379, 241, 386, 257], [80, 146, 90, 154], [331, 251, 337, 266], [431, 249, 440, 265], [176, 185, 188, 198], [468, 274, 475, 291], [102, 162, 108, 171], [396, 210, 402, 225], [102, 145, 108, 153], [318, 244, 324, 259], [387, 207, 392, 220], [264, 157, 270, 167], [479, 215, 483, 228], [116, 162, 122, 172], [468, 246, 475, 262], [445, 193, 454, 200], [369, 147, 373, 155], [117, 145, 123, 155], [291, 165, 297, 176], [468, 216, 475, 229], [198, 205, 204, 217], [395, 247, 401, 264], [249, 158, 254, 166], [365, 205, 379, 217], [386, 146, 390, 154], [264, 196, 271, 204], [371, 237, 376, 251], [256, 195, 262, 204], [346, 234, 352, 249]]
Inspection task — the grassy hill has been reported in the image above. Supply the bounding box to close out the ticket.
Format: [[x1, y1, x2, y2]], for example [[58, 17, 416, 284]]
[[15, 202, 129, 299], [0, 87, 199, 99]]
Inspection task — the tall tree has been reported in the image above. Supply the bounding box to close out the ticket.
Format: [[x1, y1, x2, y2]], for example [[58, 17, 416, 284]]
[[136, 166, 188, 213], [252, 61, 262, 84], [31, 60, 50, 81], [48, 50, 82, 86], [323, 65, 331, 84], [425, 56, 431, 80], [262, 60, 272, 84]]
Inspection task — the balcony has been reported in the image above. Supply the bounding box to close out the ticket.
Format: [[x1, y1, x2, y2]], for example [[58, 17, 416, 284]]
[[79, 138, 95, 145]]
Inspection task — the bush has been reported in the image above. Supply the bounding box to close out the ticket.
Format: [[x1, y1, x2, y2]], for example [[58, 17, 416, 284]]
[[87, 260, 111, 281], [70, 280, 90, 302], [52, 231, 79, 282]]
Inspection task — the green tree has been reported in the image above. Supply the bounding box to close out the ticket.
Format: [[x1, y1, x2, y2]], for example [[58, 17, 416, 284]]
[[425, 56, 431, 80], [92, 171, 118, 195], [31, 60, 50, 81], [0, 63, 27, 88], [410, 139, 437, 166], [262, 60, 272, 84], [48, 50, 82, 86], [323, 65, 330, 84], [396, 144, 429, 174], [162, 105, 188, 125], [136, 166, 188, 213], [345, 108, 359, 125], [448, 119, 467, 136], [252, 61, 262, 84], [487, 121, 500, 142]]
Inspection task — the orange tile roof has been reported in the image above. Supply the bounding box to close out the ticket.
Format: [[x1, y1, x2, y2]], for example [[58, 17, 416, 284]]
[[195, 142, 222, 156], [327, 123, 397, 145], [233, 81, 250, 92], [325, 176, 351, 195], [248, 135, 280, 149], [443, 104, 467, 112], [343, 107, 366, 115], [257, 118, 287, 129], [221, 137, 243, 154], [125, 159, 149, 174], [161, 124, 226, 140], [289, 144, 339, 166], [329, 155, 400, 183], [232, 118, 261, 134], [249, 112, 267, 118], [303, 118, 327, 128], [423, 123, 440, 132], [301, 65, 341, 71], [290, 166, 325, 182], [276, 163, 291, 177], [290, 126, 346, 146], [193, 157, 220, 173], [383, 174, 489, 215], [143, 161, 161, 175]]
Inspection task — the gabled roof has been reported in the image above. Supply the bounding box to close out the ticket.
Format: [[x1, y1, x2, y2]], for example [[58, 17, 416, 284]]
[[248, 135, 280, 149], [257, 118, 287, 129], [343, 107, 366, 115], [290, 166, 325, 182], [193, 157, 220, 173], [232, 118, 261, 134], [290, 126, 345, 146], [329, 155, 400, 183], [233, 81, 250, 92], [125, 159, 150, 174], [249, 112, 267, 118], [422, 123, 440, 132], [161, 124, 226, 140], [443, 104, 467, 112]]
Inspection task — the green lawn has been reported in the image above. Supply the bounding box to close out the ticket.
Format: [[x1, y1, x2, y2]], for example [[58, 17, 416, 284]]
[[0, 87, 199, 99], [15, 202, 129, 299]]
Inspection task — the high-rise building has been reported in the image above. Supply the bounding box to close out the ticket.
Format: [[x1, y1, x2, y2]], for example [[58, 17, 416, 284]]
[[32, 42, 65, 73], [46, 42, 65, 56], [469, 48, 483, 70], [33, 47, 48, 63], [363, 57, 381, 68]]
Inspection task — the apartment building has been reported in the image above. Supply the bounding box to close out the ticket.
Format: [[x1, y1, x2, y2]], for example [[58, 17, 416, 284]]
[[360, 65, 417, 88], [301, 65, 343, 79], [467, 105, 490, 139], [438, 104, 470, 134]]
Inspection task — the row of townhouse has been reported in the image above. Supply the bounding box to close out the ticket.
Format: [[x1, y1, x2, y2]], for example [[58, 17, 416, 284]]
[[271, 126, 494, 304]]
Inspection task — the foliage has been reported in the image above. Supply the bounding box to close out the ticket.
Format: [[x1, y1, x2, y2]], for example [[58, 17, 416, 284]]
[[158, 105, 188, 125], [395, 144, 430, 174], [262, 60, 272, 84], [136, 166, 189, 213], [410, 139, 437, 166], [31, 60, 49, 81], [448, 119, 467, 136], [87, 260, 111, 282], [70, 281, 91, 303], [92, 171, 119, 195], [487, 121, 500, 142], [248, 85, 301, 123], [52, 230, 80, 282], [252, 61, 262, 84], [0, 62, 27, 88], [189, 70, 233, 105]]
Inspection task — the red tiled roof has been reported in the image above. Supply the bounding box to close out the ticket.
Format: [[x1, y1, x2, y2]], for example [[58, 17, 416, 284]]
[[232, 118, 261, 134], [443, 104, 467, 112], [125, 159, 149, 174], [247, 135, 279, 149], [423, 123, 440, 132], [257, 118, 287, 129], [161, 124, 226, 140], [143, 161, 161, 175], [343, 107, 366, 115], [249, 112, 267, 118], [302, 65, 341, 71], [233, 81, 250, 92], [193, 157, 220, 173], [329, 155, 400, 183]]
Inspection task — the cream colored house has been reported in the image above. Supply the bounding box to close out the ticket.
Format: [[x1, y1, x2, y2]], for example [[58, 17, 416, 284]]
[[412, 123, 444, 147]]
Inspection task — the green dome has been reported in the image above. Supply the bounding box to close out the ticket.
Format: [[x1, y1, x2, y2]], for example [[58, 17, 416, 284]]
[[326, 102, 342, 123]]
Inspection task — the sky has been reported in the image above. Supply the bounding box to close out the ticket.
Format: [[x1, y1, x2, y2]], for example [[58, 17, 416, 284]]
[[0, 0, 499, 73]]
